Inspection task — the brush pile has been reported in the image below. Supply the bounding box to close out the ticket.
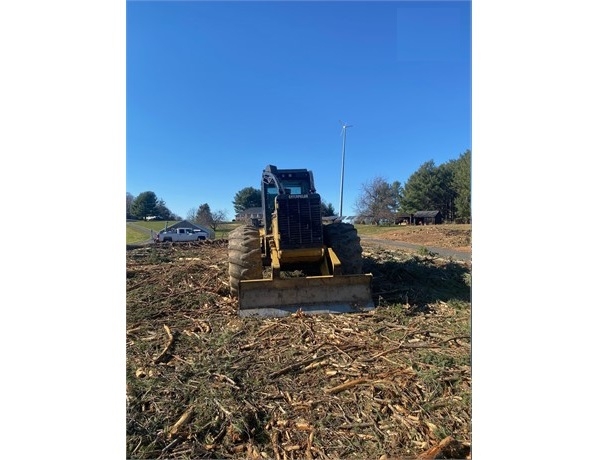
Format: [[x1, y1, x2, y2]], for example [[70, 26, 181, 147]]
[[127, 241, 471, 459]]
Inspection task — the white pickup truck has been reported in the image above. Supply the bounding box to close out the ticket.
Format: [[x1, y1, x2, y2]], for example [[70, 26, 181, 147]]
[[155, 228, 208, 243]]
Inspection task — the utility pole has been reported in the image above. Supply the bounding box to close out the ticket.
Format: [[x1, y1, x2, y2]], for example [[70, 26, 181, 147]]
[[339, 121, 352, 218]]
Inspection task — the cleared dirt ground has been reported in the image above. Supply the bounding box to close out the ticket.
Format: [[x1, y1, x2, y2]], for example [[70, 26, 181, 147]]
[[364, 224, 471, 252], [126, 227, 471, 459]]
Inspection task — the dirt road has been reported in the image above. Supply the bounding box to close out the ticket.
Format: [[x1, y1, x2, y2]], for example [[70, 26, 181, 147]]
[[360, 236, 471, 261]]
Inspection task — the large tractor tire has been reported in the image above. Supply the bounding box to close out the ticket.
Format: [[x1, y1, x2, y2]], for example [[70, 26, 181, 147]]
[[323, 222, 363, 275], [228, 225, 263, 297]]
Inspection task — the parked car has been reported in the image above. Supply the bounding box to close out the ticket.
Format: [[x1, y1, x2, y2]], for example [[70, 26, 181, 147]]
[[156, 228, 207, 243]]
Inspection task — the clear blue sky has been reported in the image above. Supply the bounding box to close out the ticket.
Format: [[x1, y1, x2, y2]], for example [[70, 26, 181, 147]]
[[126, 0, 471, 220]]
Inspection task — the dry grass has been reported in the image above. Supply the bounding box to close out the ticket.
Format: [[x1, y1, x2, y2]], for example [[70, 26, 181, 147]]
[[126, 240, 471, 459]]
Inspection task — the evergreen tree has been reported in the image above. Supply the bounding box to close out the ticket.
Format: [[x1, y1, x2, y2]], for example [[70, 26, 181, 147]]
[[401, 155, 470, 222], [321, 201, 336, 217], [401, 160, 452, 218], [232, 187, 262, 214], [436, 162, 457, 221], [195, 203, 213, 228], [154, 198, 177, 220], [130, 191, 158, 219], [452, 149, 471, 222]]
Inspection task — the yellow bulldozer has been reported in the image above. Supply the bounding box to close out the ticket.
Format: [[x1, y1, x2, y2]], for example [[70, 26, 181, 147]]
[[228, 164, 374, 317]]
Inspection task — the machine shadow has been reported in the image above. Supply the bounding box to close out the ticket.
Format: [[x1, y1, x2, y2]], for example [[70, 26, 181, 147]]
[[362, 252, 471, 310]]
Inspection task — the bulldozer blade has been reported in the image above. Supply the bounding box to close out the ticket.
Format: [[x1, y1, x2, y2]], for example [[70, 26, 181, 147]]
[[238, 274, 374, 318]]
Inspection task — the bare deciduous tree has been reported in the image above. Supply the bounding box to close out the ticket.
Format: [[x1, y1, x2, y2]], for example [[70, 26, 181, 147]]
[[194, 203, 229, 232], [186, 208, 197, 222], [354, 177, 402, 224], [210, 209, 229, 231]]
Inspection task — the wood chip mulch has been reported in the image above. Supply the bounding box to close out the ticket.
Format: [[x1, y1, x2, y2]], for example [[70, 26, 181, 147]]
[[127, 240, 471, 459]]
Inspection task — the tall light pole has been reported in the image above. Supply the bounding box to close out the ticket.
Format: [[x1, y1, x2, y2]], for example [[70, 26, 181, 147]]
[[339, 121, 352, 218]]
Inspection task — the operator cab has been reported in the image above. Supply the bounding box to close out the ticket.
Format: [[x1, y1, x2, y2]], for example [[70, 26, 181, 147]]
[[261, 165, 316, 233]]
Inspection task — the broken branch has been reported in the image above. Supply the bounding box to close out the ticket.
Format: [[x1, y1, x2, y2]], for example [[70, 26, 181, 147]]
[[168, 405, 194, 438], [324, 378, 368, 395], [153, 325, 175, 364]]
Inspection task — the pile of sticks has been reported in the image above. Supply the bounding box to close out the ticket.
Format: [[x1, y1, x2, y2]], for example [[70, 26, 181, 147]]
[[126, 243, 471, 459]]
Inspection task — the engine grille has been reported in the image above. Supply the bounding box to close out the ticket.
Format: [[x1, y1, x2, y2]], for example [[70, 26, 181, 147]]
[[276, 194, 323, 249]]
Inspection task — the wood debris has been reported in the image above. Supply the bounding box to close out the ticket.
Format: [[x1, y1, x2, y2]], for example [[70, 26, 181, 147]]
[[126, 240, 471, 459]]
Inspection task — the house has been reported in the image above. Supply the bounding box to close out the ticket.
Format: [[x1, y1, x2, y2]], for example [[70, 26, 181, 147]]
[[235, 207, 263, 222], [413, 210, 442, 225], [160, 220, 215, 239]]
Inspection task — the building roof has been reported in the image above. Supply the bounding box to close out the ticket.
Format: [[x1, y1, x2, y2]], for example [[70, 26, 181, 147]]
[[237, 207, 263, 216], [413, 210, 441, 217]]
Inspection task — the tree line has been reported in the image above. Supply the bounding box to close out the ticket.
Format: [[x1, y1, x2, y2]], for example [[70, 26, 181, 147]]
[[231, 149, 471, 224], [126, 191, 231, 232], [127, 149, 470, 228], [126, 191, 181, 221], [354, 149, 471, 224], [231, 187, 337, 218]]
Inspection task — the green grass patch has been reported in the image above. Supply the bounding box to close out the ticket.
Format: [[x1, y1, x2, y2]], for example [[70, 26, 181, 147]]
[[127, 227, 151, 244], [214, 222, 241, 239], [128, 220, 175, 231], [126, 221, 170, 244], [353, 224, 399, 236]]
